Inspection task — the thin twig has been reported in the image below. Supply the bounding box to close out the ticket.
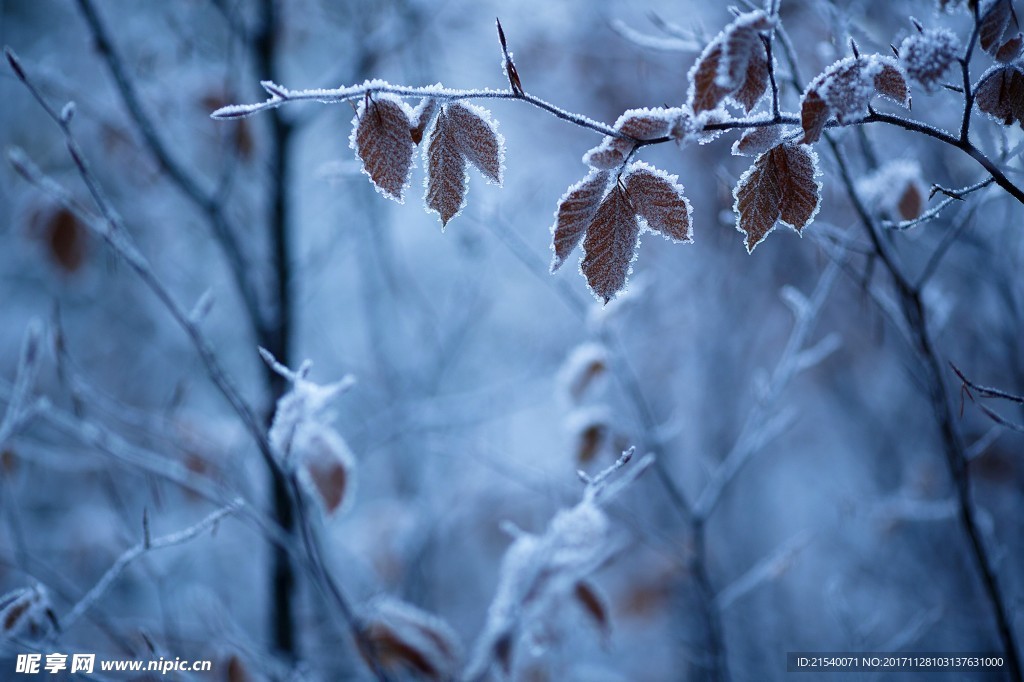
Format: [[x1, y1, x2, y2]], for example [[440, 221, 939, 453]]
[[62, 502, 242, 631]]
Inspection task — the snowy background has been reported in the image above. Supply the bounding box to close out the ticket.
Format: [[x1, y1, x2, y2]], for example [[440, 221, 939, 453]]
[[1, 0, 1022, 680]]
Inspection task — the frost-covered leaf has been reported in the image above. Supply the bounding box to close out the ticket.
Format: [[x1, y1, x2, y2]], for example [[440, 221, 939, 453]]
[[574, 581, 611, 639], [899, 28, 961, 92], [734, 143, 822, 253], [423, 104, 504, 227], [624, 162, 693, 242], [995, 33, 1023, 62], [689, 10, 774, 114], [616, 108, 674, 140], [566, 406, 612, 464], [979, 0, 1013, 54], [857, 160, 928, 221], [717, 11, 775, 90], [732, 50, 771, 112], [424, 108, 468, 227], [583, 138, 632, 170], [359, 596, 462, 681], [733, 124, 786, 157], [583, 108, 677, 170], [558, 342, 610, 402], [799, 56, 910, 143], [294, 422, 356, 516], [410, 98, 438, 145], [351, 95, 415, 202], [1, 584, 54, 639], [975, 64, 1024, 126], [582, 184, 641, 303], [553, 162, 692, 299], [551, 170, 611, 272], [447, 102, 504, 184]]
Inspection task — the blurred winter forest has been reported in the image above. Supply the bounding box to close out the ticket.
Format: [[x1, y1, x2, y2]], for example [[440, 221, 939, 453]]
[[2, 0, 1023, 680]]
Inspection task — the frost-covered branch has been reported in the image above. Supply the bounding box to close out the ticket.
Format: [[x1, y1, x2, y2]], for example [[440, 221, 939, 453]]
[[465, 449, 653, 681], [694, 259, 841, 520], [72, 0, 266, 343], [61, 502, 242, 631]]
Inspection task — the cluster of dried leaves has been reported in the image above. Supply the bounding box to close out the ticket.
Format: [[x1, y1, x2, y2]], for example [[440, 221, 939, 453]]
[[337, 3, 1024, 302], [352, 94, 503, 227]]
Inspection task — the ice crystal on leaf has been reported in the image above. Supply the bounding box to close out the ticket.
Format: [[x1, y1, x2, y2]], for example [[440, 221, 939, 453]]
[[263, 350, 357, 515], [734, 143, 822, 253], [800, 55, 910, 143], [465, 450, 653, 681], [351, 94, 416, 203], [552, 161, 691, 302], [424, 103, 505, 228], [689, 10, 775, 114], [358, 596, 462, 681], [900, 28, 961, 92]]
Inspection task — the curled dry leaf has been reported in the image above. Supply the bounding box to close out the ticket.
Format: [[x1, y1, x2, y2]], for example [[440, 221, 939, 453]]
[[294, 422, 356, 515], [857, 160, 928, 221], [689, 10, 774, 114], [574, 581, 611, 639], [558, 342, 610, 402], [359, 596, 462, 681], [351, 94, 415, 202], [799, 56, 910, 143], [975, 64, 1024, 127], [733, 143, 822, 253], [1, 584, 54, 639]]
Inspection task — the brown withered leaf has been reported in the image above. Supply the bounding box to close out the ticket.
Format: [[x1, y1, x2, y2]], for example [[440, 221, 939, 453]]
[[734, 143, 821, 253], [873, 61, 911, 105], [581, 184, 641, 302], [551, 170, 611, 272], [352, 95, 415, 202], [41, 207, 86, 272], [304, 456, 348, 515], [799, 57, 910, 143], [690, 43, 732, 114], [718, 12, 774, 90], [576, 423, 607, 464], [574, 581, 611, 639], [410, 98, 438, 145], [624, 163, 692, 242], [689, 10, 773, 114], [733, 125, 785, 157], [732, 50, 770, 112], [979, 0, 1013, 53], [425, 108, 468, 227], [224, 655, 252, 682], [897, 182, 924, 220], [799, 90, 830, 144], [975, 65, 1024, 127], [447, 102, 503, 184], [358, 597, 461, 681], [995, 33, 1023, 62], [617, 111, 672, 140], [583, 137, 632, 170]]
